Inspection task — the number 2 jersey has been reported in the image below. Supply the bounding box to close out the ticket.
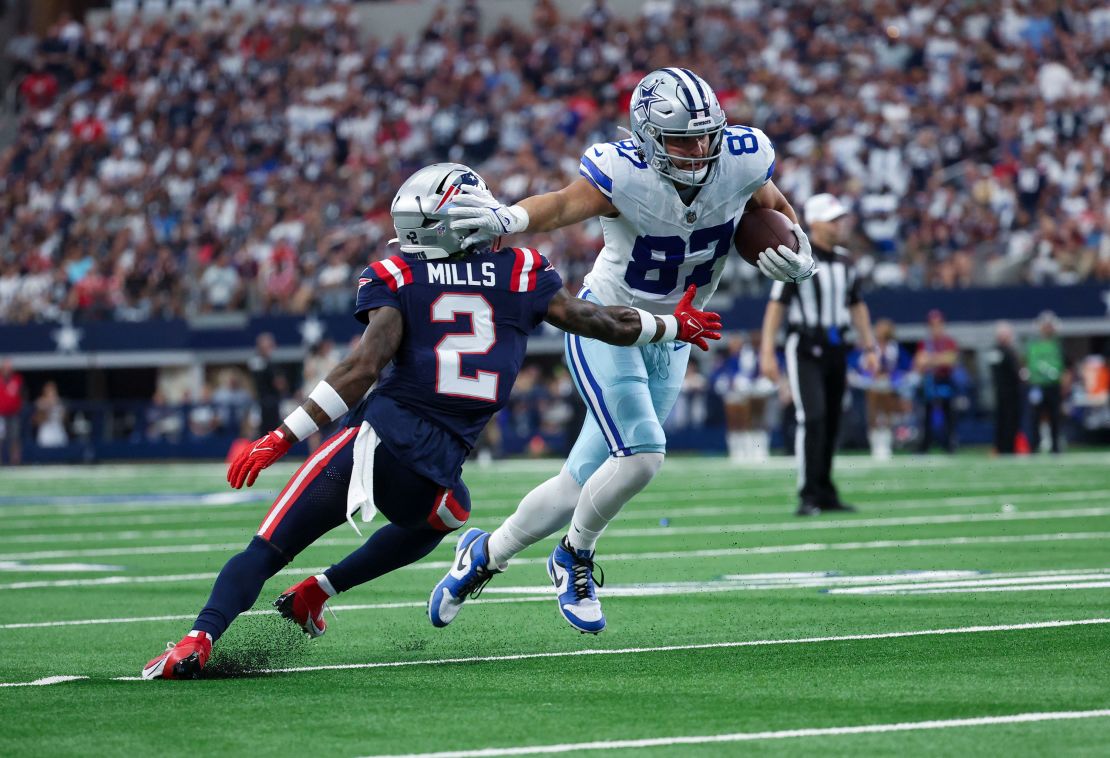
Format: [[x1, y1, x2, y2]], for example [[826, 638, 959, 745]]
[[349, 247, 562, 486], [577, 125, 776, 314]]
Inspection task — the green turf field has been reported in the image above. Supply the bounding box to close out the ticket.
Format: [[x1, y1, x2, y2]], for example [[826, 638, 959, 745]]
[[1, 453, 1108, 756]]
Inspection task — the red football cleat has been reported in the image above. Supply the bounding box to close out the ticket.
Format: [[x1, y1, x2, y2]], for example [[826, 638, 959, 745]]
[[141, 630, 212, 680], [274, 576, 330, 638]]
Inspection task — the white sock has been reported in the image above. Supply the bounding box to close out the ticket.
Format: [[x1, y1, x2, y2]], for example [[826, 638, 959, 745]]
[[567, 453, 664, 553], [487, 467, 583, 569], [314, 573, 338, 597], [727, 432, 744, 461], [751, 430, 770, 461], [870, 428, 892, 460]]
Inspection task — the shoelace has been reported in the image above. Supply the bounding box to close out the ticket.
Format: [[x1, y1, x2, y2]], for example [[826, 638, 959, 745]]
[[570, 554, 605, 601], [459, 563, 495, 600]]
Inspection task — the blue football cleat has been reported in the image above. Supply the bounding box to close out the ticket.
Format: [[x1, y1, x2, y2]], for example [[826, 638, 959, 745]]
[[428, 528, 499, 628], [547, 536, 606, 634]]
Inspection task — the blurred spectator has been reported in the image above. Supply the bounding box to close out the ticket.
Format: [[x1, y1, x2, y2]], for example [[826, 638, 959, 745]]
[[0, 3, 1105, 326], [188, 385, 220, 438], [248, 332, 284, 433], [301, 338, 342, 451], [18, 60, 59, 111], [712, 335, 772, 462], [1026, 310, 1065, 453], [0, 359, 25, 464], [33, 381, 68, 448], [145, 389, 183, 442], [861, 319, 910, 460], [989, 321, 1023, 455], [914, 309, 959, 452]]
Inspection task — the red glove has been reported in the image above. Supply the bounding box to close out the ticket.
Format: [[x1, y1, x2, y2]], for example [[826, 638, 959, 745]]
[[227, 429, 292, 489], [673, 285, 722, 351]]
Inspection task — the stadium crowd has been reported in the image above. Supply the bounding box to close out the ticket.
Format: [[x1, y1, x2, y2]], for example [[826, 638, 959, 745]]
[[0, 0, 1108, 325]]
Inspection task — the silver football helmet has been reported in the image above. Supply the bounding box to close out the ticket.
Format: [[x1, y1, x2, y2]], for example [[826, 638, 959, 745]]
[[389, 163, 492, 260], [628, 68, 727, 186]]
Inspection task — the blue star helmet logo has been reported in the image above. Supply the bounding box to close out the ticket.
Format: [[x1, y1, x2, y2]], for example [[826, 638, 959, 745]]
[[634, 80, 666, 119]]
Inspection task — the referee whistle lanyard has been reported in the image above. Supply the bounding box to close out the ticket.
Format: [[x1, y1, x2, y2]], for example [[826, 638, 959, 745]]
[[345, 421, 380, 536]]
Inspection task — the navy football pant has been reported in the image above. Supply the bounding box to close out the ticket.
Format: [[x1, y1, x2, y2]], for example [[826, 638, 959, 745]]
[[193, 428, 471, 641]]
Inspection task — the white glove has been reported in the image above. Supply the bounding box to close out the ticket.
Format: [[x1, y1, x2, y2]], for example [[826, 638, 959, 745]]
[[757, 223, 818, 283], [446, 184, 529, 247]]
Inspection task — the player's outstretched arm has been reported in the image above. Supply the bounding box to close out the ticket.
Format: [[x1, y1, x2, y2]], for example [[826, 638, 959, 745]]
[[227, 307, 403, 489], [544, 285, 722, 351], [448, 178, 616, 246]]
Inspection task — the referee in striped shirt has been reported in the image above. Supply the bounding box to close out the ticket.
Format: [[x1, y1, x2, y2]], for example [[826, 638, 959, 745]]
[[759, 194, 878, 516]]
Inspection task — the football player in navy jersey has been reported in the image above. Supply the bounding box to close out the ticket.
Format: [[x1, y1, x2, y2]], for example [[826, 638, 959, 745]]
[[141, 163, 720, 679]]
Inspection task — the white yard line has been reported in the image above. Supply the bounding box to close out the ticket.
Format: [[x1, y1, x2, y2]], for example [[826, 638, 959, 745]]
[[835, 581, 1110, 596], [604, 506, 1110, 538], [0, 675, 89, 688], [5, 489, 1109, 543], [355, 710, 1110, 758], [5, 618, 1106, 686], [3, 531, 1109, 591], [105, 618, 1110, 681], [7, 570, 1110, 630]]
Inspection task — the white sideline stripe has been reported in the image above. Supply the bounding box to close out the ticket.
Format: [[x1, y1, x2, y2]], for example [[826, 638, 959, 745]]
[[0, 675, 89, 688], [103, 618, 1110, 682], [3, 531, 1109, 591], [3, 506, 1109, 561], [357, 710, 1110, 757]]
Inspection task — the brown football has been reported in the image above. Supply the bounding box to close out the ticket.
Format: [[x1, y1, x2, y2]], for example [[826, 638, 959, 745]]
[[734, 208, 798, 267]]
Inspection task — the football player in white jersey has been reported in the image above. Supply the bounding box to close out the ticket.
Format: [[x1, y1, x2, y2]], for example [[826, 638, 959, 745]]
[[429, 67, 816, 634]]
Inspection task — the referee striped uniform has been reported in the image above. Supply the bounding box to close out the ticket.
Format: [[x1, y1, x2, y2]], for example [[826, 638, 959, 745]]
[[770, 245, 862, 513]]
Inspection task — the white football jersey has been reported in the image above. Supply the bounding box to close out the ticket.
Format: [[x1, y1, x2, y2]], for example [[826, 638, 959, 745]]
[[577, 125, 776, 315]]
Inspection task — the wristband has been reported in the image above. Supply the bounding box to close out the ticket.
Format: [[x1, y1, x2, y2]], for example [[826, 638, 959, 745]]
[[308, 381, 349, 421], [659, 315, 679, 342], [508, 204, 530, 232], [631, 308, 658, 346], [283, 406, 318, 441]]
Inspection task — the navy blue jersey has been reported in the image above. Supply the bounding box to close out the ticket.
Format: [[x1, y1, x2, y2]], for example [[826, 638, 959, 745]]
[[349, 247, 562, 486]]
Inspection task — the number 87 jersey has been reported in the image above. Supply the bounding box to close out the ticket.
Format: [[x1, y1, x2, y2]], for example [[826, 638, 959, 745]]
[[578, 124, 776, 314]]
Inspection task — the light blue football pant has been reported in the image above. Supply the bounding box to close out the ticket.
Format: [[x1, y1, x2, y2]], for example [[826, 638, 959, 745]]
[[562, 290, 690, 485]]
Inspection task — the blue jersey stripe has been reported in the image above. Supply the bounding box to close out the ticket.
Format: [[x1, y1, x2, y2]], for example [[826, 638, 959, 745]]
[[573, 334, 630, 455], [765, 158, 775, 182], [578, 155, 613, 195]]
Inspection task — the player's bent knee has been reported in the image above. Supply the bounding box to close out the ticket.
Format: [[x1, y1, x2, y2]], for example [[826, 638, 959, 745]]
[[426, 487, 471, 532], [614, 451, 665, 489]]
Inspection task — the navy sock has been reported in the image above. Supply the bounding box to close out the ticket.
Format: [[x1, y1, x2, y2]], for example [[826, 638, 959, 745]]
[[325, 523, 446, 594], [193, 536, 289, 642]]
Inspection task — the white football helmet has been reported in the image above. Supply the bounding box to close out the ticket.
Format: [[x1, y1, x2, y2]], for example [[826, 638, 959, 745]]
[[389, 163, 492, 260], [628, 68, 727, 186]]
